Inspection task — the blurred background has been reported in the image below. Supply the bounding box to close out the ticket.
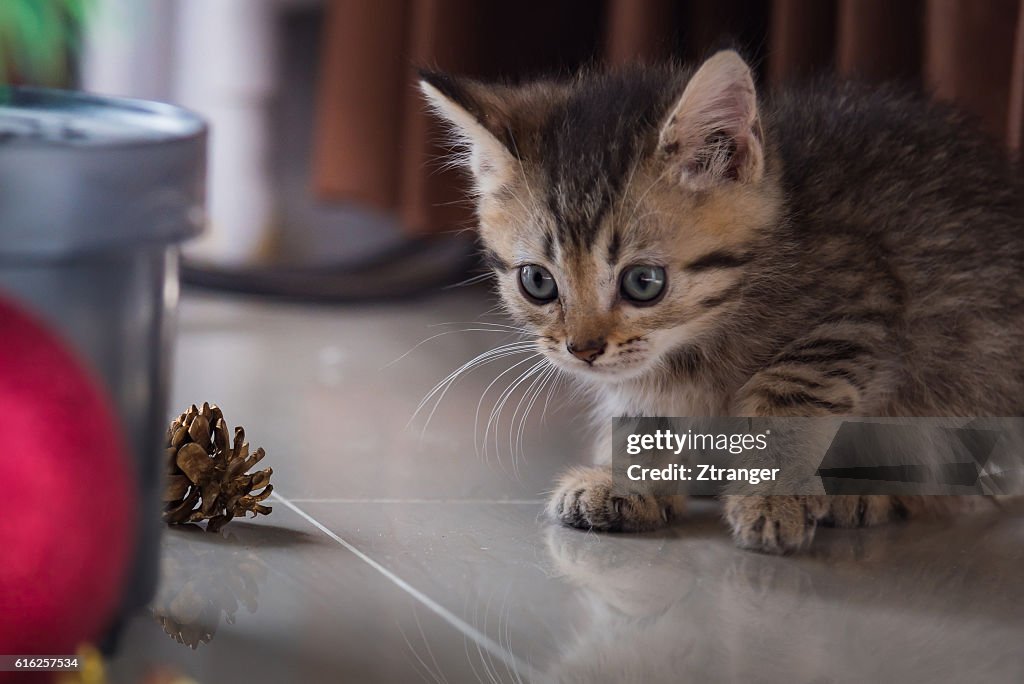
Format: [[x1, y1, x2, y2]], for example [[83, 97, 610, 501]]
[[3, 3, 1024, 682], [3, 0, 1023, 302]]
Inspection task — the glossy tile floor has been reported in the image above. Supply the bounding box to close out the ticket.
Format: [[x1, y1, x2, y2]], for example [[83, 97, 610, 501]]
[[109, 289, 1024, 684]]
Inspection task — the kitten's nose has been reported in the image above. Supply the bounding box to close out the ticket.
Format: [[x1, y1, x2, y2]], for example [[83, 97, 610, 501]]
[[567, 339, 606, 364]]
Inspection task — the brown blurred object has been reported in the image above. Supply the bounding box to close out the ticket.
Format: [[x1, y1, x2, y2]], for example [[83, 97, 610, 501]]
[[925, 1, 1021, 144], [1004, 0, 1024, 153], [312, 0, 1024, 236]]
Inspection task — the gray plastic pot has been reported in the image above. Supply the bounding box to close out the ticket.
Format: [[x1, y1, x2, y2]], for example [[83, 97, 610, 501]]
[[0, 87, 206, 640]]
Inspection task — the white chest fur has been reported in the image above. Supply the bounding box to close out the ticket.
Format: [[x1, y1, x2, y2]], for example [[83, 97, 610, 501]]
[[597, 379, 730, 420]]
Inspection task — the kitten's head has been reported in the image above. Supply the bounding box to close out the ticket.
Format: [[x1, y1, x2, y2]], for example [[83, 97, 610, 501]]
[[421, 51, 781, 384]]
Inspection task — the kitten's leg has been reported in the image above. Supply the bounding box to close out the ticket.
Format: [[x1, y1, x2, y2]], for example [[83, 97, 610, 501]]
[[821, 494, 904, 527], [547, 466, 686, 532], [724, 326, 899, 553], [724, 495, 829, 553], [825, 494, 991, 526], [728, 492, 990, 552]]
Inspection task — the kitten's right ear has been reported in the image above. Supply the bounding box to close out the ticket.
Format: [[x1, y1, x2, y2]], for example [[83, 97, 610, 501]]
[[419, 70, 517, 195], [657, 50, 764, 189]]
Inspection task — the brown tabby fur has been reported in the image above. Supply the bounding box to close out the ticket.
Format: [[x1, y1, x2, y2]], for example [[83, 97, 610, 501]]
[[420, 51, 1022, 553]]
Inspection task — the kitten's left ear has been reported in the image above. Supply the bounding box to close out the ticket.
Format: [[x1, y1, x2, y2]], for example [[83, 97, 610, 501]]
[[658, 50, 764, 188], [419, 70, 518, 195]]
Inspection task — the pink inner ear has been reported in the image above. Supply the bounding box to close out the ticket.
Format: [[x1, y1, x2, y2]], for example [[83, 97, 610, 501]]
[[658, 52, 763, 184], [686, 130, 741, 179], [662, 96, 761, 183]]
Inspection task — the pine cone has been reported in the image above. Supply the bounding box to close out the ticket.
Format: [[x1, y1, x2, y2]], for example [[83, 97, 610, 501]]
[[163, 403, 273, 532]]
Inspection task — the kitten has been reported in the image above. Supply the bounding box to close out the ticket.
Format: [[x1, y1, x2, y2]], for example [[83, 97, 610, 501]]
[[420, 51, 1024, 554]]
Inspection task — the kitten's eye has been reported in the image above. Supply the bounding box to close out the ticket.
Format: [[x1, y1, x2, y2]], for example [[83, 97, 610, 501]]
[[519, 264, 558, 303], [620, 265, 667, 304]]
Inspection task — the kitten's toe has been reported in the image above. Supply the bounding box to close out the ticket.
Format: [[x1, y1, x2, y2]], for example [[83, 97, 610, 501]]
[[547, 467, 671, 532], [821, 495, 894, 527], [831, 495, 988, 523], [724, 495, 824, 554]]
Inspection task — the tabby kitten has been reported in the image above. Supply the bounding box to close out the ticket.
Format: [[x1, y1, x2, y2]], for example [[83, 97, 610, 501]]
[[420, 51, 1024, 553]]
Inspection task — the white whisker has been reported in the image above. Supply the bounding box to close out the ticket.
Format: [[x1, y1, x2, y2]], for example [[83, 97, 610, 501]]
[[511, 364, 558, 475], [409, 342, 537, 433], [484, 359, 547, 469], [429, 321, 534, 334], [443, 271, 495, 289], [473, 352, 544, 462], [507, 362, 551, 474], [386, 327, 533, 370]]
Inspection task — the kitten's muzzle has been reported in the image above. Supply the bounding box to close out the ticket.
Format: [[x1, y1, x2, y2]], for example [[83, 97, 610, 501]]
[[566, 338, 606, 364]]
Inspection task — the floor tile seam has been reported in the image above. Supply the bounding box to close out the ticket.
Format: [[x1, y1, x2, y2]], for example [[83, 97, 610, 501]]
[[270, 491, 538, 683], [288, 498, 545, 505]]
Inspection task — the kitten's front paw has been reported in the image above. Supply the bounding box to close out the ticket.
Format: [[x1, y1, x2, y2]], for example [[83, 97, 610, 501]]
[[547, 467, 679, 532], [822, 495, 897, 528], [723, 495, 828, 554]]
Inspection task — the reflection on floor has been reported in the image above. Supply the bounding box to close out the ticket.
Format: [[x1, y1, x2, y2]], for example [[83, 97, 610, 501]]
[[108, 289, 1024, 683]]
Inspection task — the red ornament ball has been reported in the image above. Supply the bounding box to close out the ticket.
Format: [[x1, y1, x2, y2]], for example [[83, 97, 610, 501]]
[[0, 295, 137, 657]]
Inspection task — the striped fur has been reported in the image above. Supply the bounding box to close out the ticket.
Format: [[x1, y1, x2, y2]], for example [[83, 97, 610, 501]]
[[422, 51, 1023, 553]]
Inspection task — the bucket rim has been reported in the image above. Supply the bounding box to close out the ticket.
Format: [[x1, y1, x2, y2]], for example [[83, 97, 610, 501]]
[[0, 86, 206, 150]]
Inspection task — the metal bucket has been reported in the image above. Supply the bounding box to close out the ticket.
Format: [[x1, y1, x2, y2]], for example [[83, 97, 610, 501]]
[[0, 87, 206, 639]]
